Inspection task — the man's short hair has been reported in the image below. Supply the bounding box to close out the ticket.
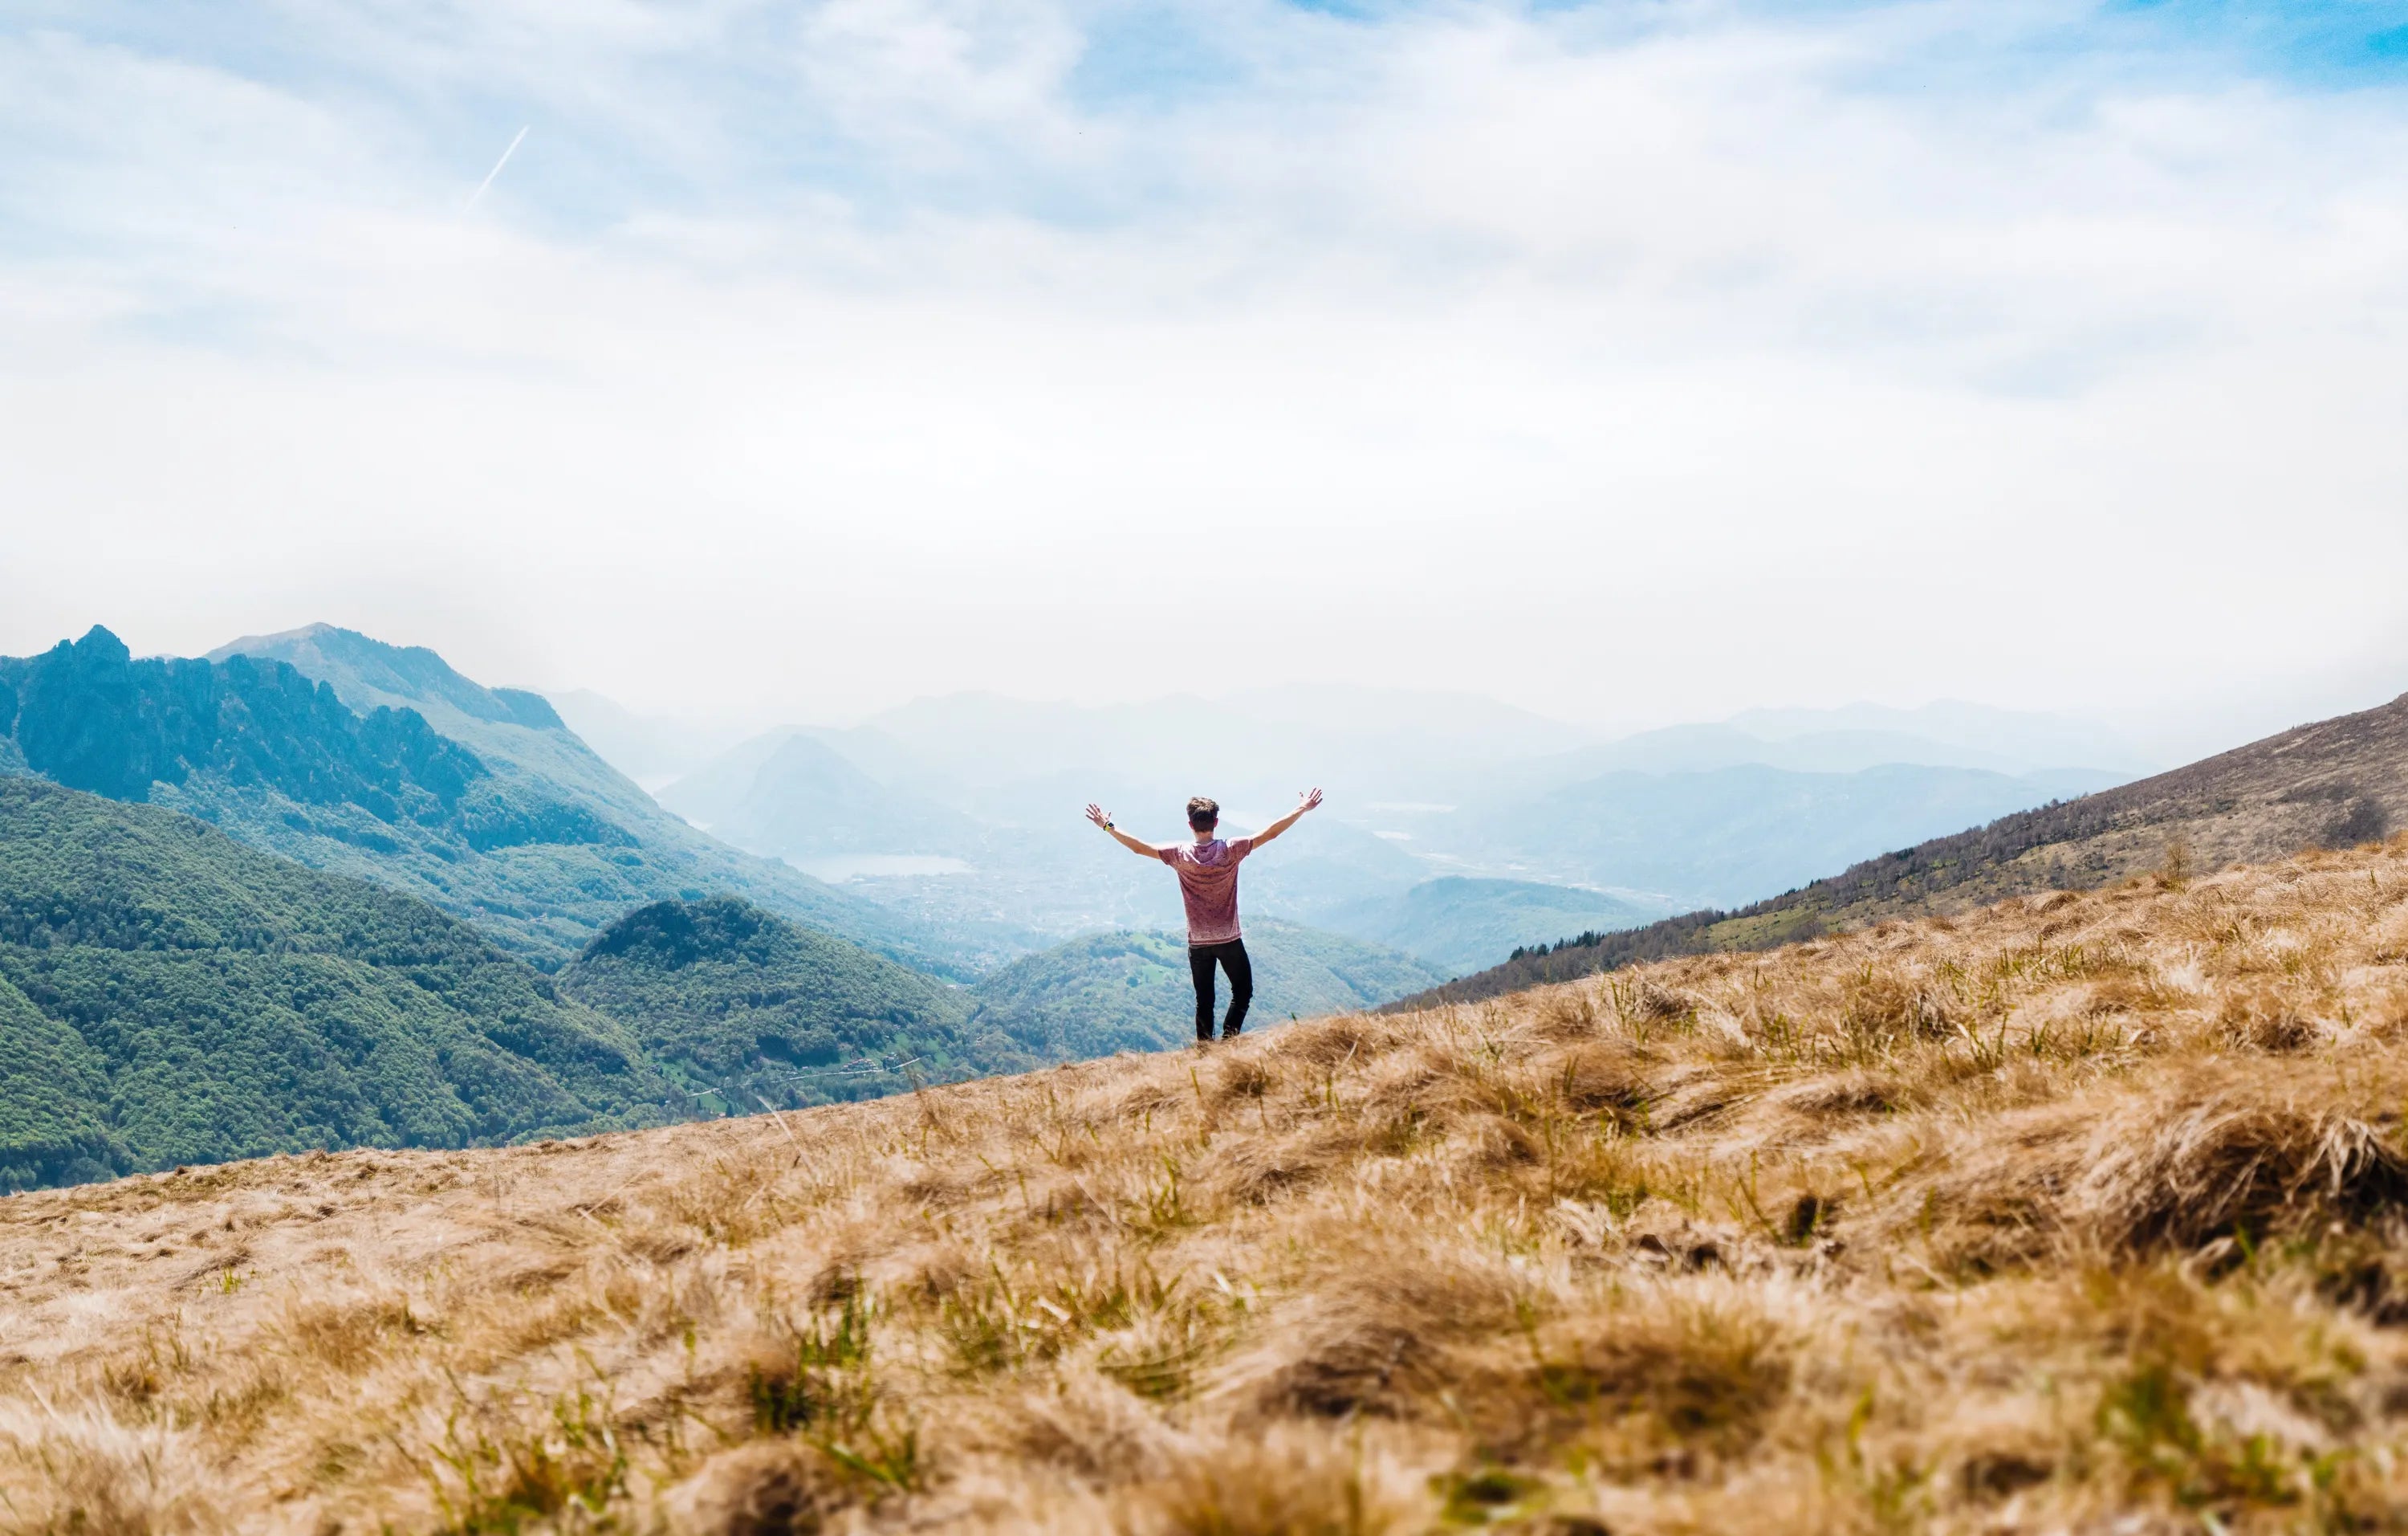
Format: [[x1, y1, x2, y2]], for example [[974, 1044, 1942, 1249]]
[[1186, 797, 1219, 832]]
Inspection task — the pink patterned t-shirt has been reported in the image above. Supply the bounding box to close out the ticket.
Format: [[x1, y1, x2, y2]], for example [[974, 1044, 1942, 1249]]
[[1158, 837, 1255, 945]]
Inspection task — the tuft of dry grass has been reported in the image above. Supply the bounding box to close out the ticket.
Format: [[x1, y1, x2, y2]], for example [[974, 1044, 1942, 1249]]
[[9, 838, 2408, 1531]]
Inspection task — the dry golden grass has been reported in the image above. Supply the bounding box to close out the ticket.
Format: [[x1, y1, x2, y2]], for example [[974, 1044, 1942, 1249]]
[[10, 840, 2408, 1534]]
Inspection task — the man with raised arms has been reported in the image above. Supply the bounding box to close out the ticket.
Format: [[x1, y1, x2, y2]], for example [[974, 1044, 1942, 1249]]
[[1084, 788, 1324, 1045]]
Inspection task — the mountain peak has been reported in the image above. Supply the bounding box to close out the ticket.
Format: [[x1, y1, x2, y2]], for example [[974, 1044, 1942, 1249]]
[[209, 625, 563, 731], [2, 626, 486, 808], [71, 625, 130, 663]]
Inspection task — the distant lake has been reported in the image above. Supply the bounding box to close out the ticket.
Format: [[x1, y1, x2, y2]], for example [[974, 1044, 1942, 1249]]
[[791, 854, 977, 882]]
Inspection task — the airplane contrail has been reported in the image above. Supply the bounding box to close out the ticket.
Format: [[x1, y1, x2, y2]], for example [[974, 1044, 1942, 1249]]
[[465, 125, 529, 209]]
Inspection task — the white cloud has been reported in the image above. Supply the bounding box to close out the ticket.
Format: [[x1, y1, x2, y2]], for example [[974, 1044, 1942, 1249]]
[[0, 1, 2402, 737]]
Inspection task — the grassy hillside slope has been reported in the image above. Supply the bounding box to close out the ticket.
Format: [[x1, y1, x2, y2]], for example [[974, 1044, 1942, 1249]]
[[962, 919, 1445, 1057], [1409, 687, 2408, 1006], [0, 780, 667, 1191], [6, 839, 2408, 1530], [559, 897, 1033, 1110], [199, 624, 982, 974]]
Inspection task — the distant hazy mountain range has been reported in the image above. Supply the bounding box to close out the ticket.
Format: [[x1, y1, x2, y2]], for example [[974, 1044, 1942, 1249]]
[[663, 731, 985, 862], [1723, 700, 2153, 775], [1321, 878, 1668, 978], [546, 690, 758, 792], [1405, 686, 2408, 1007], [1438, 762, 2117, 907], [1536, 719, 2136, 779], [616, 687, 2141, 977]]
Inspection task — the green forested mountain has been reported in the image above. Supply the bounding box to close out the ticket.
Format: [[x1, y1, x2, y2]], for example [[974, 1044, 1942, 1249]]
[[0, 779, 667, 1192], [963, 920, 1445, 1058], [0, 624, 973, 975], [559, 897, 1031, 1111]]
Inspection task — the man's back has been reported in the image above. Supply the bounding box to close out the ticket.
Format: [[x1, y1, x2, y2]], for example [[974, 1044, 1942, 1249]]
[[1159, 836, 1255, 945]]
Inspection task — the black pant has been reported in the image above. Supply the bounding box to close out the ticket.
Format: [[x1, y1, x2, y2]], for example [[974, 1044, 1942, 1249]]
[[1188, 939, 1253, 1041]]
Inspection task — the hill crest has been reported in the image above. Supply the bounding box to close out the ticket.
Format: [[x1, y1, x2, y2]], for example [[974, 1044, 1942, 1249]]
[[1, 625, 486, 813], [207, 624, 565, 731]]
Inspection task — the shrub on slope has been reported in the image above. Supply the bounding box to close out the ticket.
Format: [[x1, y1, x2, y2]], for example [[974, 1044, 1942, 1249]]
[[0, 779, 665, 1189]]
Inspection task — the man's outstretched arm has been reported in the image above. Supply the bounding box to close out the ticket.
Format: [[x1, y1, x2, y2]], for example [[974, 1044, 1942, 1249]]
[[1246, 787, 1324, 849], [1085, 802, 1163, 860]]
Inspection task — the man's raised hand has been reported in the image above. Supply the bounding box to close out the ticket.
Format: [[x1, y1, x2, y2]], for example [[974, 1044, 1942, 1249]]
[[1084, 802, 1113, 831], [1249, 788, 1322, 849]]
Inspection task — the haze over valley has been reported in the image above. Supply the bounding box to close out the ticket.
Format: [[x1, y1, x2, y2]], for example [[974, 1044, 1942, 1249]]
[[552, 675, 2145, 975]]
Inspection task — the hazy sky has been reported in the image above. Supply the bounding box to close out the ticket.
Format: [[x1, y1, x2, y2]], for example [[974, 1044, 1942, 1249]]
[[3, 1, 2405, 740]]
